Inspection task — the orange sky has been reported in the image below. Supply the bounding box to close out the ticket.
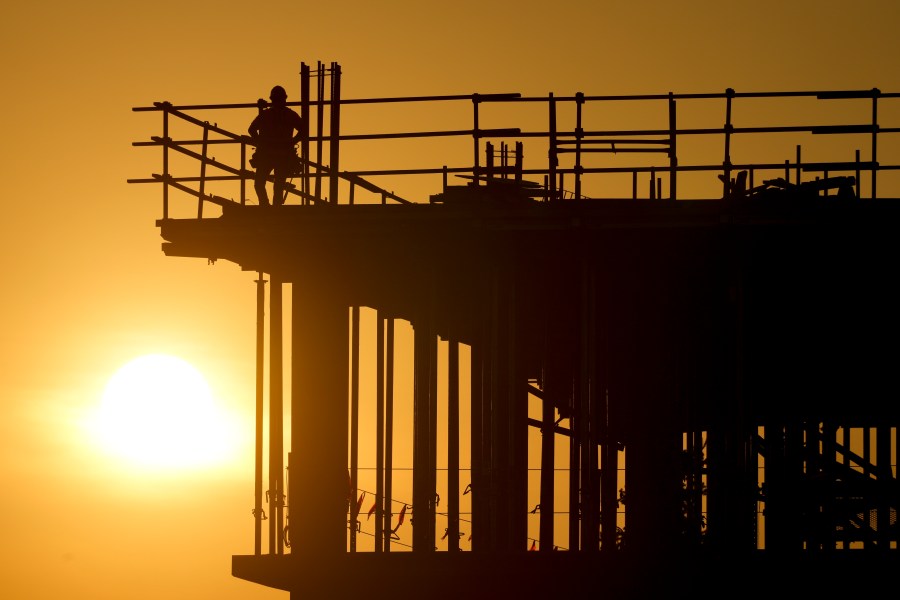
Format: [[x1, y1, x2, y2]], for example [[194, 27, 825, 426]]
[[1, 1, 899, 598]]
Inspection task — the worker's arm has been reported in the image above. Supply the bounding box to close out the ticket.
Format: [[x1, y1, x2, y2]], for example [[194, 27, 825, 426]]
[[248, 100, 267, 140]]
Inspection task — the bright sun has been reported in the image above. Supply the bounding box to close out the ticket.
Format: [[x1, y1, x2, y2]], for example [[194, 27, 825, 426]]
[[90, 354, 238, 470]]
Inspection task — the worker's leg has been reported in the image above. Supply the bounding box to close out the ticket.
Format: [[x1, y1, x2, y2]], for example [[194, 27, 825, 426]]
[[273, 164, 289, 206], [254, 162, 272, 206]]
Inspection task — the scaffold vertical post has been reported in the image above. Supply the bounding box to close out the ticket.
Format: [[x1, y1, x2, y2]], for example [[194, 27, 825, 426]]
[[575, 92, 584, 200], [549, 93, 557, 201], [872, 88, 880, 199], [580, 257, 598, 551], [198, 123, 208, 219], [255, 273, 267, 555], [162, 103, 169, 219], [723, 88, 734, 199], [375, 313, 385, 551], [515, 141, 523, 183], [315, 61, 325, 201], [300, 62, 311, 204], [539, 379, 554, 551], [470, 334, 484, 551], [329, 62, 341, 204], [384, 318, 395, 552], [448, 338, 460, 551], [669, 92, 678, 200], [270, 277, 284, 555], [472, 94, 481, 184], [349, 305, 360, 551]]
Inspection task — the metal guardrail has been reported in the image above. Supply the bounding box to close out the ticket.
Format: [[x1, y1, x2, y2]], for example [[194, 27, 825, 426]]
[[130, 87, 900, 219]]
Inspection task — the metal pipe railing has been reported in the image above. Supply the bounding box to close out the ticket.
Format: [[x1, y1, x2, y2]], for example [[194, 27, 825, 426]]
[[131, 87, 900, 216]]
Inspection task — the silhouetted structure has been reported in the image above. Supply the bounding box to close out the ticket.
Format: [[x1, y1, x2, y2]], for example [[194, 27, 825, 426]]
[[131, 62, 899, 598]]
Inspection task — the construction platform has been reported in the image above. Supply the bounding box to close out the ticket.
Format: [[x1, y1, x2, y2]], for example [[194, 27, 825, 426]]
[[133, 62, 900, 599]]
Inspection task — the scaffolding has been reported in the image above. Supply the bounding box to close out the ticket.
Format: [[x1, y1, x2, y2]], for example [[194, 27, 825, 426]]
[[130, 61, 900, 598]]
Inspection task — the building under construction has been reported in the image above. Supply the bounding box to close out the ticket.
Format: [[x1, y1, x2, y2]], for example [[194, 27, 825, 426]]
[[131, 62, 900, 598]]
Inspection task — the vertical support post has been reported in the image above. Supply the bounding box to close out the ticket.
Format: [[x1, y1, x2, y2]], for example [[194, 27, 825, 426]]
[[349, 306, 360, 551], [290, 283, 350, 558], [384, 319, 395, 552], [162, 103, 170, 219], [895, 426, 900, 547], [871, 89, 880, 199], [315, 61, 325, 202], [796, 145, 802, 187], [254, 274, 267, 555], [429, 322, 438, 551], [568, 383, 581, 551], [375, 314, 385, 551], [549, 94, 558, 201], [539, 382, 554, 551], [448, 339, 460, 551], [863, 426, 872, 550], [515, 141, 523, 183], [488, 271, 508, 550], [470, 337, 485, 551], [600, 417, 618, 552], [508, 279, 528, 551], [300, 62, 311, 204], [198, 123, 209, 219], [669, 92, 678, 200], [821, 421, 837, 550], [412, 317, 437, 551], [329, 62, 341, 204], [485, 141, 494, 180], [723, 88, 734, 199], [270, 277, 284, 555], [472, 94, 481, 183], [579, 257, 597, 551], [575, 92, 584, 200], [413, 320, 425, 551]]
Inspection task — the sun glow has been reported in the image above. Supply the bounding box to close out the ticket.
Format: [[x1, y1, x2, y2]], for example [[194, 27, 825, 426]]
[[89, 354, 238, 470]]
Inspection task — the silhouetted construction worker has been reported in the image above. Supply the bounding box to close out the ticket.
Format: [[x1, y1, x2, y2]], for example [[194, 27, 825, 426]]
[[248, 85, 303, 206]]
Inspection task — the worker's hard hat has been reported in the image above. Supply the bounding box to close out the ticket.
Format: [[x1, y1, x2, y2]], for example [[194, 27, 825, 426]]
[[270, 86, 288, 101]]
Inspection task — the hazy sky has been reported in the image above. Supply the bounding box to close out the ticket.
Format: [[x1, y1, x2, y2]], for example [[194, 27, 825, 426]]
[[1, 1, 899, 598]]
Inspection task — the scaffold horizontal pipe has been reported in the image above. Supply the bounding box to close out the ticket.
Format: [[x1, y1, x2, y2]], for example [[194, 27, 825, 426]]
[[556, 148, 669, 154], [132, 93, 523, 113], [133, 138, 236, 147], [817, 90, 882, 99], [555, 139, 671, 145], [519, 89, 880, 102], [133, 89, 891, 114], [153, 137, 243, 176], [339, 128, 520, 141], [128, 175, 246, 184]]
